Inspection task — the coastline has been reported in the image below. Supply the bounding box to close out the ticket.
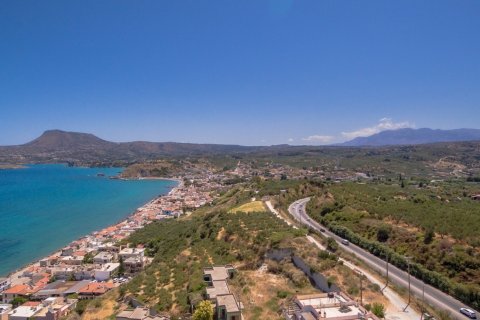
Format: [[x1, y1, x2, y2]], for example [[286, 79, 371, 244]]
[[4, 177, 182, 283], [0, 164, 26, 170]]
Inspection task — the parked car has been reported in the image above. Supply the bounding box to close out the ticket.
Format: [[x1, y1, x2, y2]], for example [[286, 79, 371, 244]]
[[423, 313, 436, 320], [460, 308, 477, 319]]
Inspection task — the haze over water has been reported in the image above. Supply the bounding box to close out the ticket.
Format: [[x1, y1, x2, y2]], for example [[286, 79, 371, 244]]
[[0, 164, 177, 276]]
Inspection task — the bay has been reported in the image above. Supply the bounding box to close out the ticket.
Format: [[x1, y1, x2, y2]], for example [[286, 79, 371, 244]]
[[0, 164, 176, 276]]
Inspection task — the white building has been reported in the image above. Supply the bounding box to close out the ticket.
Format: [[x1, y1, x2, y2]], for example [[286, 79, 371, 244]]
[[94, 263, 120, 281], [0, 304, 12, 320], [8, 305, 43, 320], [0, 279, 9, 293]]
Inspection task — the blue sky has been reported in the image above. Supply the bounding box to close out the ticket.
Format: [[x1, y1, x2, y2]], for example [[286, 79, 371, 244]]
[[1, 1, 479, 146]]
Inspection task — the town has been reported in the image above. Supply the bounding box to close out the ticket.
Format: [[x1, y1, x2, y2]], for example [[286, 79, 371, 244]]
[[0, 172, 220, 320]]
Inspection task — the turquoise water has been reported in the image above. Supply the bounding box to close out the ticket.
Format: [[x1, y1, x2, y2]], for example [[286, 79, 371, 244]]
[[0, 164, 177, 276]]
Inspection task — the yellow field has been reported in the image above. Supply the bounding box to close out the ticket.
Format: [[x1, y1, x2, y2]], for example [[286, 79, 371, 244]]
[[229, 201, 267, 213]]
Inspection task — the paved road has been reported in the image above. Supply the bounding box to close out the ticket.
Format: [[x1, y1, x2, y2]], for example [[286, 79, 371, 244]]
[[289, 198, 479, 320]]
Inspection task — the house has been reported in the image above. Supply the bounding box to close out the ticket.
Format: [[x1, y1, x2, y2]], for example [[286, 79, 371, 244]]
[[116, 307, 169, 320], [30, 297, 77, 320], [39, 257, 58, 268], [215, 294, 241, 320], [7, 298, 76, 320], [203, 265, 235, 286], [284, 292, 380, 320], [1, 285, 32, 303], [94, 263, 120, 281], [32, 281, 90, 300], [119, 248, 145, 260], [202, 265, 242, 320], [0, 279, 10, 293], [60, 248, 74, 257], [93, 252, 115, 264], [78, 282, 114, 299], [98, 243, 120, 253], [8, 304, 43, 320], [0, 304, 12, 320], [59, 255, 84, 266], [123, 257, 144, 274]]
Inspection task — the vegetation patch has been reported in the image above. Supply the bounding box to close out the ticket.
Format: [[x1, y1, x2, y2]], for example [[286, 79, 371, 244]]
[[229, 200, 267, 213]]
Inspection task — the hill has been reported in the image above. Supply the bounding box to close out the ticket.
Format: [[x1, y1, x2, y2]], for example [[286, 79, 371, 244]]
[[0, 130, 259, 165], [341, 128, 480, 146]]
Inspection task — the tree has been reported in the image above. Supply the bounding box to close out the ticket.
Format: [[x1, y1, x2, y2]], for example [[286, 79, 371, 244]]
[[424, 226, 435, 244], [11, 296, 27, 307], [118, 255, 125, 276], [371, 302, 386, 318], [326, 237, 339, 252], [193, 300, 214, 320], [376, 225, 390, 242], [83, 252, 94, 264]]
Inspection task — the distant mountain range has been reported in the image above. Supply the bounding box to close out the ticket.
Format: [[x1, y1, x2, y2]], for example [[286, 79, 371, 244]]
[[1, 128, 480, 165], [341, 128, 480, 147], [0, 130, 259, 165]]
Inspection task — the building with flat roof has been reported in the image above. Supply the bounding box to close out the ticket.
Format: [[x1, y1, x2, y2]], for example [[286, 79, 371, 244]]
[[0, 304, 12, 320], [0, 279, 10, 293], [93, 252, 115, 264], [115, 307, 169, 320], [8, 304, 43, 320], [202, 265, 242, 320], [94, 263, 120, 281], [284, 292, 380, 320]]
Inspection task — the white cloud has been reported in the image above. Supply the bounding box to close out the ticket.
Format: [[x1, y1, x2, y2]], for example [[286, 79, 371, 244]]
[[287, 138, 294, 143], [301, 135, 335, 144], [341, 118, 414, 140]]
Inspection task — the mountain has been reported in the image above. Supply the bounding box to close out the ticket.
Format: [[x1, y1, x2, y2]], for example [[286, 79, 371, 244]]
[[341, 128, 480, 147], [24, 130, 113, 150], [0, 130, 260, 165]]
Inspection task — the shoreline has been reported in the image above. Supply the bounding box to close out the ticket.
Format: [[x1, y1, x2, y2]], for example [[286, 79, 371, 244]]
[[3, 177, 182, 281]]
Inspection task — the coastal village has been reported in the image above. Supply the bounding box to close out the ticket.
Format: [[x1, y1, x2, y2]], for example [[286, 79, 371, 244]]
[[0, 171, 221, 320]]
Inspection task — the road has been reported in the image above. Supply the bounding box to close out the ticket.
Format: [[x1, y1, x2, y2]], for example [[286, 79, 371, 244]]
[[289, 198, 479, 320]]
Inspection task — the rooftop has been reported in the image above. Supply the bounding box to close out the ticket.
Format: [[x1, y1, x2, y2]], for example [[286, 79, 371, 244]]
[[8, 305, 42, 318], [116, 307, 150, 320], [203, 265, 234, 281], [206, 280, 230, 299], [216, 294, 240, 313], [3, 284, 30, 295]]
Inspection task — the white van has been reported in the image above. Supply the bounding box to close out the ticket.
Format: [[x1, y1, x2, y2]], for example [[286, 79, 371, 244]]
[[460, 308, 477, 319]]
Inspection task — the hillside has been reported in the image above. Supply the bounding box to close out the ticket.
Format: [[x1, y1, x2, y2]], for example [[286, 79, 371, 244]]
[[342, 128, 480, 146], [0, 130, 259, 165], [2, 130, 480, 180]]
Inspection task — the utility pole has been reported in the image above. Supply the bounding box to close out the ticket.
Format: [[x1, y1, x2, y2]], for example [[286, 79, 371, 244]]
[[383, 253, 389, 291], [355, 269, 363, 306], [403, 257, 411, 312], [359, 274, 363, 306]]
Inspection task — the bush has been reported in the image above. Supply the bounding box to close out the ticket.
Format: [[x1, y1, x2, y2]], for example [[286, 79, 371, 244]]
[[193, 300, 214, 320], [376, 225, 390, 242], [371, 302, 386, 318], [326, 237, 338, 252]]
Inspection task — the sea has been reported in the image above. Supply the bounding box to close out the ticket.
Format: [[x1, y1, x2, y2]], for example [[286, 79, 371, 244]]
[[0, 164, 177, 277]]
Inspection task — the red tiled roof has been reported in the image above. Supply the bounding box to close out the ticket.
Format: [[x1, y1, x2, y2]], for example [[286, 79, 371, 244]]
[[22, 301, 41, 307], [3, 284, 30, 295], [79, 282, 114, 295]]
